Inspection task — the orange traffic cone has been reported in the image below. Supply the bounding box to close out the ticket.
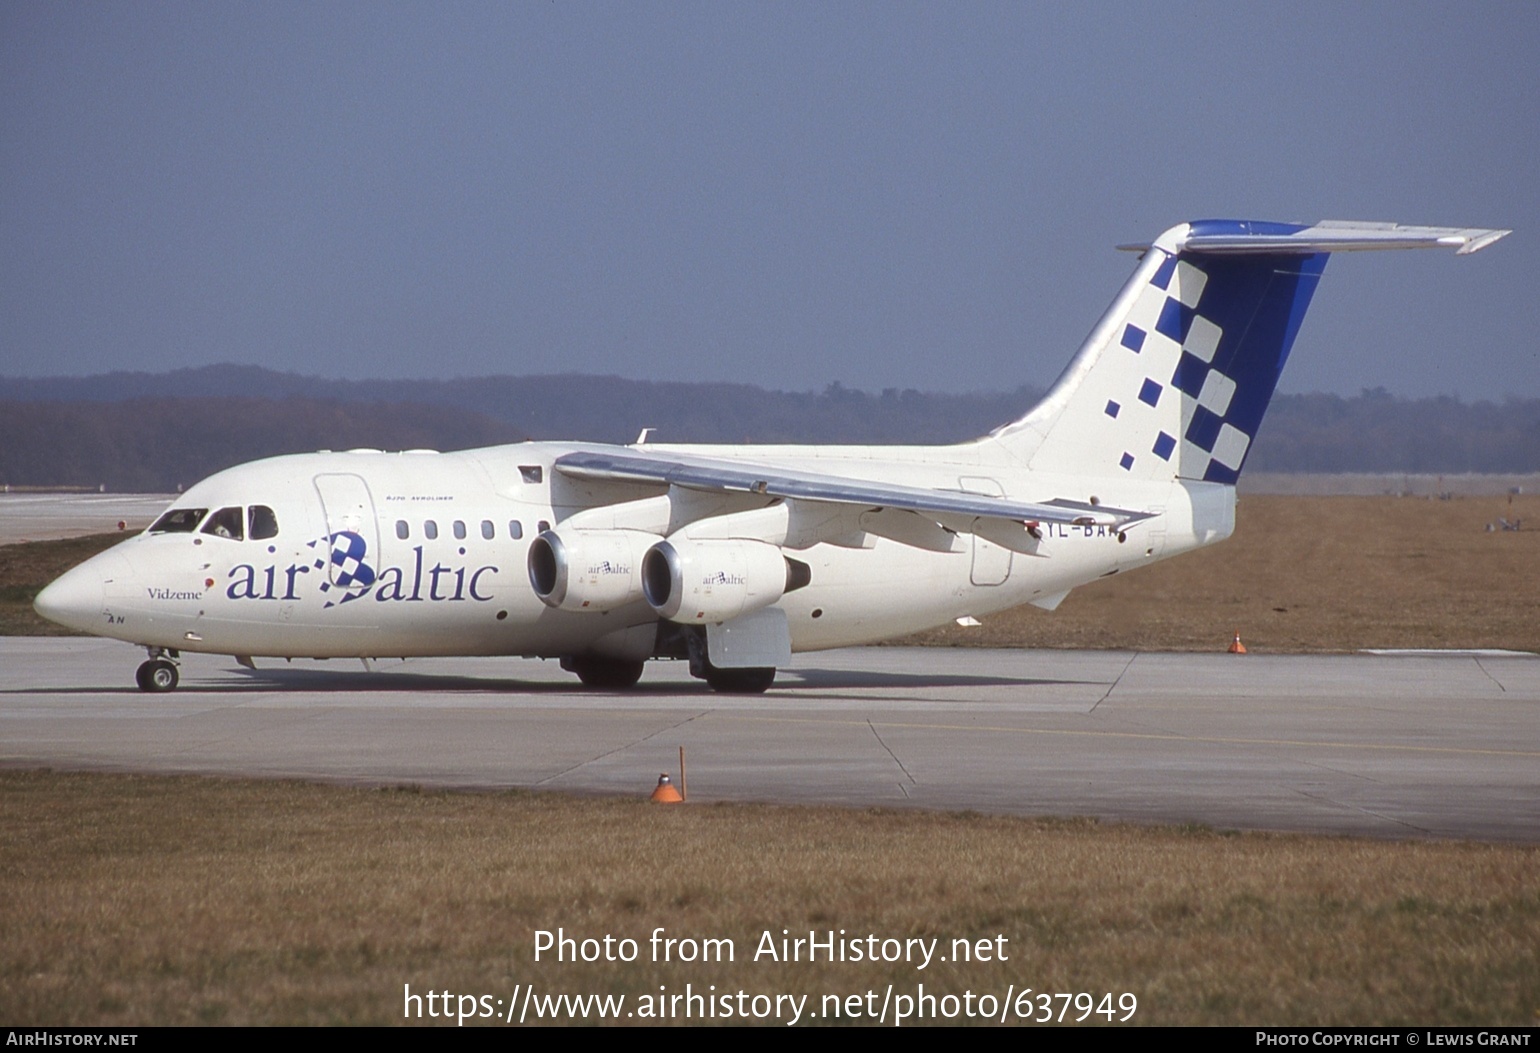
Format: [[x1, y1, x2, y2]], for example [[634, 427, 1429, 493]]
[[1228, 631, 1247, 654], [650, 774, 683, 803]]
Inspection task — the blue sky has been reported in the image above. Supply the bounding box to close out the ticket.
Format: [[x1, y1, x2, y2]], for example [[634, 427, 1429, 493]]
[[3, 2, 1536, 400]]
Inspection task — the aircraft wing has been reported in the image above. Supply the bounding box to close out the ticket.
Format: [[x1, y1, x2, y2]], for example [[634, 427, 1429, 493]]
[[552, 447, 1154, 530]]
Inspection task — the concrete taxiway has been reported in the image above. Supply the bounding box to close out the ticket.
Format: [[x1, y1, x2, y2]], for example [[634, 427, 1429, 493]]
[[0, 493, 171, 544], [3, 638, 1536, 842]]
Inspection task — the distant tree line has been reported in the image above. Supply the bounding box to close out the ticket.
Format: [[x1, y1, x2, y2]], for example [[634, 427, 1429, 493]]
[[2, 368, 1537, 491], [0, 365, 1037, 447], [1246, 388, 1540, 474], [0, 397, 523, 492]]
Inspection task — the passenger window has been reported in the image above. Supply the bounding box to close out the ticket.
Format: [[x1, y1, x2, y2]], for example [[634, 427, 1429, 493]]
[[396, 520, 410, 540], [201, 506, 244, 540], [424, 520, 438, 540], [538, 520, 550, 533], [508, 520, 523, 540], [248, 505, 279, 540], [481, 520, 494, 540], [148, 508, 208, 534], [453, 520, 466, 540]]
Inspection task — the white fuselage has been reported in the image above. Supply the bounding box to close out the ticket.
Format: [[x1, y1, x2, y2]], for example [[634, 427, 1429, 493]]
[[38, 440, 1234, 662]]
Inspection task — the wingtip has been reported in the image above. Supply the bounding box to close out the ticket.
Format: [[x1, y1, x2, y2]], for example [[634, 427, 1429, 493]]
[[1455, 228, 1512, 255]]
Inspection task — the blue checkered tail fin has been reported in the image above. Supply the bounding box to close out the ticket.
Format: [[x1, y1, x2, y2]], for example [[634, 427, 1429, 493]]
[[983, 220, 1508, 484]]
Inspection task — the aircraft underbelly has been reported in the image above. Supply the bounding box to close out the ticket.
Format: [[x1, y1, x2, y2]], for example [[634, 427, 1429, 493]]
[[778, 533, 1123, 651]]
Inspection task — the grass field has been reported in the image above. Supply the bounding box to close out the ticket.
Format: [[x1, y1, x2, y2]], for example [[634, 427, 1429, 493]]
[[2, 771, 1536, 1027]]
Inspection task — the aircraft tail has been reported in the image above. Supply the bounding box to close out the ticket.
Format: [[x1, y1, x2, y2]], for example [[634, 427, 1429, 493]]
[[982, 220, 1509, 483]]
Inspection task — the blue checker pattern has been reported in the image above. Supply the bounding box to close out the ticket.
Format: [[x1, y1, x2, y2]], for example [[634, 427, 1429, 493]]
[[1187, 405, 1224, 452], [308, 531, 377, 607], [327, 531, 376, 588], [1116, 247, 1329, 483], [1171, 352, 1208, 398], [1155, 297, 1193, 343]]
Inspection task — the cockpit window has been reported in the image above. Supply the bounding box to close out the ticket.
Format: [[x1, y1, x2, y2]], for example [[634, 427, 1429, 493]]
[[201, 506, 244, 540], [148, 508, 208, 534], [248, 505, 279, 540]]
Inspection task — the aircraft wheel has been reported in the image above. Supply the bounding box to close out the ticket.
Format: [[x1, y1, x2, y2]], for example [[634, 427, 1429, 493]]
[[568, 657, 645, 689], [136, 659, 179, 693], [704, 666, 775, 694]]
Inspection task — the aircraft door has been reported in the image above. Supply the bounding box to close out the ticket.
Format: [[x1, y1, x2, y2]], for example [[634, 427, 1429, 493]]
[[313, 473, 381, 590], [959, 477, 1012, 587], [969, 525, 1013, 586]]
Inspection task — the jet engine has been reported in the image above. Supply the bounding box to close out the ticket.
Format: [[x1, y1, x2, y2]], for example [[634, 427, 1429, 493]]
[[642, 538, 810, 623], [527, 529, 658, 612]]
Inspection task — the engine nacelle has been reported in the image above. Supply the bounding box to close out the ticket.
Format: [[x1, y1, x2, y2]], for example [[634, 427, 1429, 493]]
[[642, 538, 805, 623], [527, 529, 659, 612]]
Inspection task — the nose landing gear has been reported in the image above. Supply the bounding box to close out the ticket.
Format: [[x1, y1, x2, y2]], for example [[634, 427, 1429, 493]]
[[135, 648, 180, 692]]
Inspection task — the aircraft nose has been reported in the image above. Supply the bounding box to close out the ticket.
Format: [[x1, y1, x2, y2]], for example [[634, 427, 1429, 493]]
[[34, 551, 124, 633]]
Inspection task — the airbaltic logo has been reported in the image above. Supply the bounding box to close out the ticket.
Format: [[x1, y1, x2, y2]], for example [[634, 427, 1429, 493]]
[[226, 531, 500, 610], [587, 561, 631, 576], [703, 571, 746, 586], [313, 531, 376, 606]]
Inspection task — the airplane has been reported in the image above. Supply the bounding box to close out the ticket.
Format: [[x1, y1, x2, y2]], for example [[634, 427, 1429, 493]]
[[34, 219, 1509, 694]]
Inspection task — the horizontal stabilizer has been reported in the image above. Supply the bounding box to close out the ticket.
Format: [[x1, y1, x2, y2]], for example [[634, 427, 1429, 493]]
[[1119, 220, 1511, 257]]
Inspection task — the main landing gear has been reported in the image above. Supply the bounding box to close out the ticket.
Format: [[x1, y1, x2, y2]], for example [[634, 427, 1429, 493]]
[[135, 648, 180, 693], [560, 626, 778, 694], [701, 665, 776, 694], [685, 630, 776, 694], [561, 655, 646, 689]]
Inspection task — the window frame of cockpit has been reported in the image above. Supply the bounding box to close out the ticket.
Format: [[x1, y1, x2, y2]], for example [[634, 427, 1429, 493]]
[[147, 504, 280, 541], [201, 506, 245, 540], [147, 507, 210, 534], [248, 505, 279, 540]]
